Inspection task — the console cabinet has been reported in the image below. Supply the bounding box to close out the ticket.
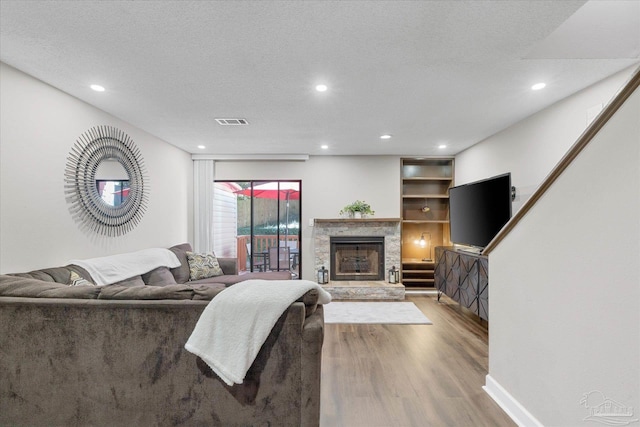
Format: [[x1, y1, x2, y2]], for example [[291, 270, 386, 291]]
[[400, 158, 454, 287], [434, 246, 488, 321]]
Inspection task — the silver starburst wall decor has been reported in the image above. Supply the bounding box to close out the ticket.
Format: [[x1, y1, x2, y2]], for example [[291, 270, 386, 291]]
[[64, 126, 148, 236]]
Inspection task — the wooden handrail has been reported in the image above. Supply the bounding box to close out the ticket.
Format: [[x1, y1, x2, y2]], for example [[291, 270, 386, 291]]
[[483, 66, 640, 255]]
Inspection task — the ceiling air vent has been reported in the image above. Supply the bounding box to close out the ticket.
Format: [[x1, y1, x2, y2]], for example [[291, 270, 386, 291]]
[[215, 118, 249, 126]]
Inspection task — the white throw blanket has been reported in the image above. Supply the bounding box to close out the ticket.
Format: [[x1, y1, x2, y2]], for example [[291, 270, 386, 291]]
[[70, 248, 181, 286], [184, 279, 332, 386]]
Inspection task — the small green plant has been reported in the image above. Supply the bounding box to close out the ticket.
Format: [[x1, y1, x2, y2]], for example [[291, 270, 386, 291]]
[[339, 200, 375, 217]]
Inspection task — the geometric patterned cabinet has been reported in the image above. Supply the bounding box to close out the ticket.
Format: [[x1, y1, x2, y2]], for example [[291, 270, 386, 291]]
[[434, 247, 489, 321]]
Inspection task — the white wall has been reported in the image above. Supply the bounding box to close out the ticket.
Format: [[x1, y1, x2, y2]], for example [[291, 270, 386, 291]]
[[487, 82, 639, 426], [0, 63, 193, 273], [214, 156, 400, 280], [455, 67, 637, 213]]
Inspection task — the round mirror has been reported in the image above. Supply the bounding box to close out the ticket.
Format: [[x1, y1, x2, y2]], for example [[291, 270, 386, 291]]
[[64, 126, 148, 236], [95, 160, 130, 207]]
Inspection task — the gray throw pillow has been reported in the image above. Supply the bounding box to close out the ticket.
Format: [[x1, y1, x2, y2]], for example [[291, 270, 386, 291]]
[[142, 267, 177, 286], [169, 243, 192, 284]]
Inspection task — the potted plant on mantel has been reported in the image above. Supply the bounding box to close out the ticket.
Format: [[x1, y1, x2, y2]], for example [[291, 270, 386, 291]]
[[339, 200, 375, 219]]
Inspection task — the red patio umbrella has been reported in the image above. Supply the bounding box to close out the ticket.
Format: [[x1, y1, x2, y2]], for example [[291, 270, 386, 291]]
[[235, 182, 300, 200], [235, 182, 300, 239]]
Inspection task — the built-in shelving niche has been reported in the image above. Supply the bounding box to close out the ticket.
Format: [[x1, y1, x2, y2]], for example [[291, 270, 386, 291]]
[[400, 158, 454, 288]]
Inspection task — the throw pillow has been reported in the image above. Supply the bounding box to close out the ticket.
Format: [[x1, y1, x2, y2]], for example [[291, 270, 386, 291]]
[[142, 266, 178, 286], [68, 271, 94, 287], [186, 251, 224, 281], [169, 243, 192, 284]]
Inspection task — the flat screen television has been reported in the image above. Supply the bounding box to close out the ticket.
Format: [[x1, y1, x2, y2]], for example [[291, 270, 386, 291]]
[[449, 173, 512, 250]]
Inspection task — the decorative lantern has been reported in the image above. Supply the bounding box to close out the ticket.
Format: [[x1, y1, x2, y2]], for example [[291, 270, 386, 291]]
[[388, 265, 399, 284], [317, 266, 329, 284]]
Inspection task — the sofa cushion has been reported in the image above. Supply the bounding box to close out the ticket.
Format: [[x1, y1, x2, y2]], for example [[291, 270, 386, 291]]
[[168, 243, 192, 284], [34, 267, 69, 283], [190, 283, 226, 300], [111, 275, 145, 287], [188, 271, 292, 286], [217, 257, 238, 275], [0, 275, 100, 299], [12, 270, 57, 283], [188, 276, 237, 286], [186, 251, 224, 280], [97, 284, 195, 300], [11, 266, 95, 285], [141, 267, 177, 286], [241, 271, 292, 281]]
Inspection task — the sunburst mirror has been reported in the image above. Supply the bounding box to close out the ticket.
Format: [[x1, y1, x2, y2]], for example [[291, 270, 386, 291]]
[[64, 126, 148, 236]]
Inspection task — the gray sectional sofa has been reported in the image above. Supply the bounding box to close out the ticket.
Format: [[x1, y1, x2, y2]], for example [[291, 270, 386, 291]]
[[0, 244, 324, 426]]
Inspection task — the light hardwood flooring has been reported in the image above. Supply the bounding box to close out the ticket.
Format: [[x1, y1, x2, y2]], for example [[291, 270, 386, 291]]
[[320, 293, 516, 427]]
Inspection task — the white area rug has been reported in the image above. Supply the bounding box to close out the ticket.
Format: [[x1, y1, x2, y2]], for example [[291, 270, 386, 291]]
[[323, 302, 432, 325]]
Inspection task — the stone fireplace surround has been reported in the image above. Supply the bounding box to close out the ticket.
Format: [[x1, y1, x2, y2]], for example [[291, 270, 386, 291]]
[[314, 218, 401, 275]]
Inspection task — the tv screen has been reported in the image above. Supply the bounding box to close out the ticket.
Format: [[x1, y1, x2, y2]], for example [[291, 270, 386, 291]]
[[449, 173, 512, 249]]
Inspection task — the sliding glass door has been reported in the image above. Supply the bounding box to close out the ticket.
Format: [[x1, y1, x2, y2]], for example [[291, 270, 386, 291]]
[[214, 180, 301, 278]]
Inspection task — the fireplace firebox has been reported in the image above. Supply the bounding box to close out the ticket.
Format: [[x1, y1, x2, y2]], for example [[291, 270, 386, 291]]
[[329, 236, 385, 281]]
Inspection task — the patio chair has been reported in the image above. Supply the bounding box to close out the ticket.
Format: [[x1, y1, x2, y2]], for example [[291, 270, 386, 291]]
[[246, 243, 266, 272], [268, 246, 291, 272], [279, 240, 299, 269]]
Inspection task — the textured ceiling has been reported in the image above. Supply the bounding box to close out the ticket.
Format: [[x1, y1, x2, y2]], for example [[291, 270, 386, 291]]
[[1, 1, 638, 156]]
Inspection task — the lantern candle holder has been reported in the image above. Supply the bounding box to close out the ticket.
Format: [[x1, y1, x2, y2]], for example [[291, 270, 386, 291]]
[[317, 266, 329, 284], [388, 265, 399, 284]]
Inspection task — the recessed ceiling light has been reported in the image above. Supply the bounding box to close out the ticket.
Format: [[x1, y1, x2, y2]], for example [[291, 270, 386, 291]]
[[438, 144, 447, 149], [321, 144, 329, 150], [90, 84, 105, 92], [531, 82, 546, 91], [315, 84, 328, 92], [380, 134, 392, 140], [197, 145, 206, 149]]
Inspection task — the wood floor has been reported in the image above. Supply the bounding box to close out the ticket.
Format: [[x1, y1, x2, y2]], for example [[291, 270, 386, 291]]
[[320, 293, 515, 427]]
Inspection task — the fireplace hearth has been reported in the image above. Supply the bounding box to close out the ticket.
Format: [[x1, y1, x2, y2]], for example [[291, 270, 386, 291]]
[[330, 236, 384, 281]]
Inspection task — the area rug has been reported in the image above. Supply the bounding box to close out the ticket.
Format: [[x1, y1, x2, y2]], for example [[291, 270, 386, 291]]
[[323, 302, 432, 325]]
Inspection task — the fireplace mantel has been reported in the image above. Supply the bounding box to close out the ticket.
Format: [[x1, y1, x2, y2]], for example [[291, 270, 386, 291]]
[[314, 218, 401, 224]]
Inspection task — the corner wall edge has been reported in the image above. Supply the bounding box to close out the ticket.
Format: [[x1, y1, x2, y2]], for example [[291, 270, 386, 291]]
[[483, 374, 544, 427]]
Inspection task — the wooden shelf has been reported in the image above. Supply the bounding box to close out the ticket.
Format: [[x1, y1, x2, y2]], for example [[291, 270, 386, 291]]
[[402, 258, 434, 263], [402, 194, 449, 199], [402, 219, 449, 224], [313, 218, 401, 223], [402, 177, 453, 181], [400, 157, 454, 288]]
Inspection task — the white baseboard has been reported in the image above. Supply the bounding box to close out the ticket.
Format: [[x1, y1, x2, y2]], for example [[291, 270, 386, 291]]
[[483, 375, 543, 427]]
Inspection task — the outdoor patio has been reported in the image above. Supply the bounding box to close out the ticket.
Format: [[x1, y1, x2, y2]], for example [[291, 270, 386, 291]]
[[236, 234, 300, 277]]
